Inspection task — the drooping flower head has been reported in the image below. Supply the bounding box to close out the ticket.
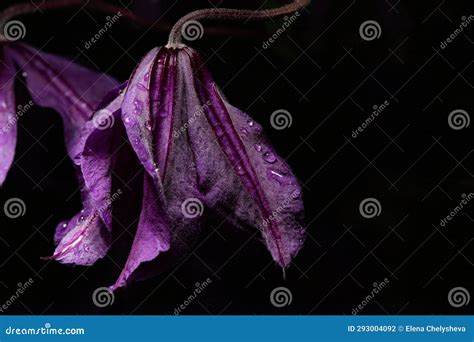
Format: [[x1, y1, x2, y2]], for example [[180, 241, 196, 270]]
[[50, 0, 310, 290], [0, 0, 311, 290]]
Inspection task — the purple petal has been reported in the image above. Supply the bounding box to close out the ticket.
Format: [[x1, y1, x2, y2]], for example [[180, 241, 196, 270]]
[[122, 47, 203, 264], [0, 49, 17, 185], [4, 43, 119, 158], [110, 173, 170, 290], [78, 94, 125, 227], [121, 47, 163, 185], [50, 208, 110, 266], [185, 49, 305, 268]]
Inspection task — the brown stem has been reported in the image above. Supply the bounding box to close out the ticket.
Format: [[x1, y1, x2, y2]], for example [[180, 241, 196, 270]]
[[166, 0, 310, 47]]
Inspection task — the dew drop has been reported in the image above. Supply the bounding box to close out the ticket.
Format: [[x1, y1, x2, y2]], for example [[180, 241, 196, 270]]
[[240, 128, 248, 134], [0, 101, 7, 109], [254, 144, 262, 152], [62, 223, 67, 228], [263, 152, 277, 164], [21, 72, 27, 77], [144, 72, 150, 81], [133, 99, 144, 115], [267, 168, 293, 185], [124, 116, 131, 124], [236, 165, 245, 175], [214, 124, 224, 137], [137, 83, 148, 92], [247, 120, 254, 127], [145, 120, 152, 131]]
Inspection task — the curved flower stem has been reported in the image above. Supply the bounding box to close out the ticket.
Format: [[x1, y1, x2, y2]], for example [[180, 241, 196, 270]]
[[0, 0, 157, 42], [167, 0, 310, 47]]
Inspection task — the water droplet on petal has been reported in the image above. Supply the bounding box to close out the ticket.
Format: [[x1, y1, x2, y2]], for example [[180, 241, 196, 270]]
[[144, 72, 150, 81], [133, 99, 144, 115], [21, 72, 27, 77], [236, 165, 245, 175], [137, 83, 148, 92], [79, 215, 85, 222], [267, 168, 294, 185], [263, 152, 277, 164], [124, 116, 131, 124], [240, 128, 248, 134], [145, 120, 152, 131], [214, 124, 224, 137], [247, 120, 254, 127], [62, 223, 67, 228], [254, 144, 262, 152], [0, 101, 7, 109]]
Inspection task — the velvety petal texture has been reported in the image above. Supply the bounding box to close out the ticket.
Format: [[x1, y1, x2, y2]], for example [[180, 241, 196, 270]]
[[50, 207, 110, 266], [119, 46, 305, 271], [50, 88, 125, 267], [110, 173, 170, 290], [0, 49, 16, 185]]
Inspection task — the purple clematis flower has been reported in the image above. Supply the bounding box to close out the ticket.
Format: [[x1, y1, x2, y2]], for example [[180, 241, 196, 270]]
[[51, 46, 305, 290], [0, 42, 119, 184]]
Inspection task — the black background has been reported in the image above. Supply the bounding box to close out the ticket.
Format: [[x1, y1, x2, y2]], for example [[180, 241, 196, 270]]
[[0, 0, 473, 314]]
